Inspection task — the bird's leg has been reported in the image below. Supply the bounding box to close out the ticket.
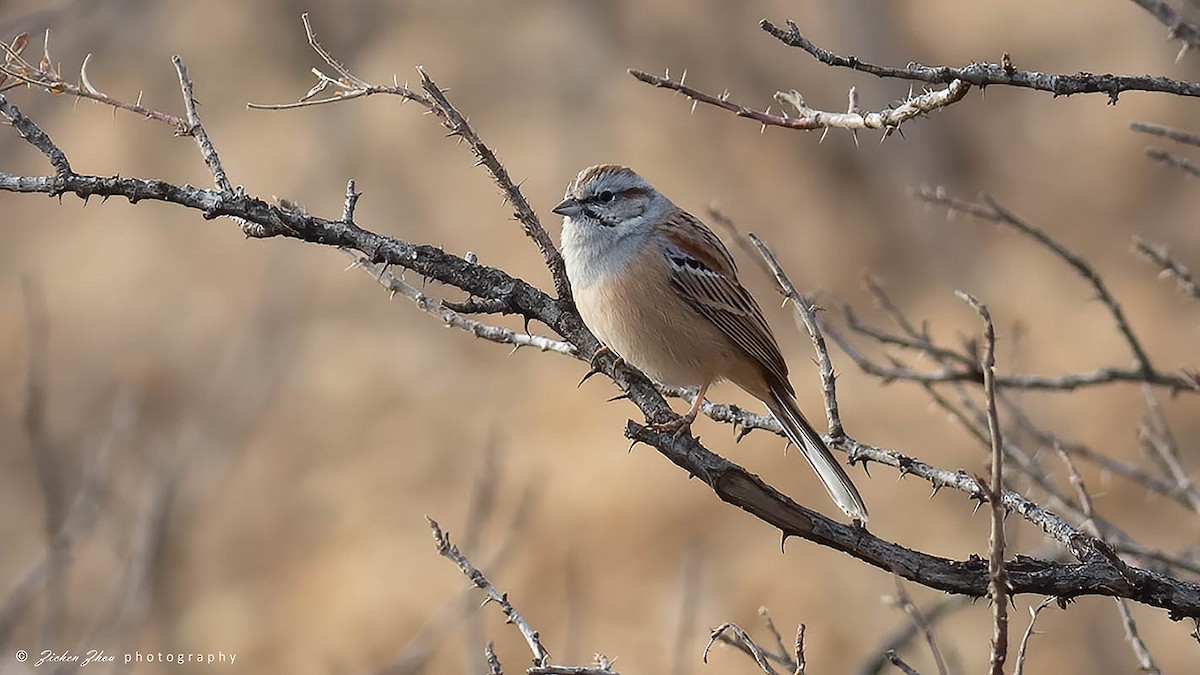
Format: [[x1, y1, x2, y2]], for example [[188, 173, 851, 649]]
[[650, 380, 710, 433]]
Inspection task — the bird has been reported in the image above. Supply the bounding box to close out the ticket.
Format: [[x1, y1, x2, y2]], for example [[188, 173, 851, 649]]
[[553, 163, 869, 521]]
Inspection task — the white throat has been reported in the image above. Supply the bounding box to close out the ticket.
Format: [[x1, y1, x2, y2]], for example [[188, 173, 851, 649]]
[[560, 215, 654, 290]]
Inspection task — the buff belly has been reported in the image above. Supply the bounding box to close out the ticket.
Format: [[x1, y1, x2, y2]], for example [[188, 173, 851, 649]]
[[573, 257, 757, 390]]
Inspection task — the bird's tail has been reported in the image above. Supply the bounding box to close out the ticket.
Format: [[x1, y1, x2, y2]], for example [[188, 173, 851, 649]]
[[765, 387, 869, 521]]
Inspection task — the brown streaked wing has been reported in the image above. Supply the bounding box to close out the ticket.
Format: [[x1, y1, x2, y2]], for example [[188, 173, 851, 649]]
[[657, 210, 792, 390]]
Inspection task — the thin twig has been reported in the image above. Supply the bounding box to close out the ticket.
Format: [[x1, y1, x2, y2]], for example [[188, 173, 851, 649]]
[[761, 19, 1200, 102], [957, 292, 1008, 675], [859, 597, 969, 675], [887, 575, 949, 675], [1012, 597, 1055, 675], [704, 623, 779, 675], [348, 252, 575, 355], [1131, 121, 1200, 148], [1146, 147, 1200, 177], [427, 517, 550, 667], [1125, 0, 1200, 56], [756, 608, 798, 674], [1115, 599, 1163, 674], [747, 234, 844, 437], [485, 642, 503, 675], [0, 30, 190, 133], [1139, 385, 1200, 513], [885, 652, 922, 675], [416, 67, 571, 301], [1133, 235, 1200, 299]]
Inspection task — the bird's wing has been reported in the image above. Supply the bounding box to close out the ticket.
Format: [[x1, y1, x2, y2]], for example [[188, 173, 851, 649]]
[[655, 209, 791, 391]]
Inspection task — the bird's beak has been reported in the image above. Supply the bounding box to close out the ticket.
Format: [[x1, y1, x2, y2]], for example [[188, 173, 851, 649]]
[[552, 197, 582, 217]]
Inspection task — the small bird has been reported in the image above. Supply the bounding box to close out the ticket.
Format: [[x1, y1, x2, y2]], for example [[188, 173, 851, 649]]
[[554, 164, 869, 521]]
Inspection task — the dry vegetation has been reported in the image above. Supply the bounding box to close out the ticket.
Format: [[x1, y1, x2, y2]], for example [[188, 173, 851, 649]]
[[1, 1, 1199, 674]]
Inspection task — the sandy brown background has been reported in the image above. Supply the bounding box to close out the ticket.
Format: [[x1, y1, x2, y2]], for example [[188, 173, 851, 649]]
[[1, 1, 1198, 673]]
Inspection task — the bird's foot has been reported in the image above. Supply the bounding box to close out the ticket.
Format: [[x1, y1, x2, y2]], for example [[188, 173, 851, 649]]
[[649, 409, 699, 434]]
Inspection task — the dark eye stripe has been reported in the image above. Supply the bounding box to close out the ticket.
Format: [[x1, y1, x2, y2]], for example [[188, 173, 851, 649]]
[[585, 186, 645, 203]]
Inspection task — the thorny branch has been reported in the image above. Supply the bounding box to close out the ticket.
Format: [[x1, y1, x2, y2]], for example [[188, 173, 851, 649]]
[[246, 14, 571, 299], [1132, 235, 1200, 300], [427, 519, 619, 675], [761, 19, 1200, 103], [875, 187, 1200, 393], [1013, 597, 1056, 675], [629, 67, 969, 138], [1125, 0, 1200, 58], [957, 293, 1008, 675], [427, 518, 551, 667]]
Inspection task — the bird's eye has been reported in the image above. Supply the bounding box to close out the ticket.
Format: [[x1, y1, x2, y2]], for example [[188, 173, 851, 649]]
[[597, 190, 615, 204]]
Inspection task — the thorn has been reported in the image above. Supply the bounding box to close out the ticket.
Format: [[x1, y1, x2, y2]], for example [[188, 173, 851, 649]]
[[690, 98, 699, 115], [819, 127, 829, 144], [578, 368, 603, 387], [607, 394, 629, 403], [851, 129, 860, 148]]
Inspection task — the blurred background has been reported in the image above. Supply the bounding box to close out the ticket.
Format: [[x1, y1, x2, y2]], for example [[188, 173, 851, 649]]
[[1, 0, 1198, 673]]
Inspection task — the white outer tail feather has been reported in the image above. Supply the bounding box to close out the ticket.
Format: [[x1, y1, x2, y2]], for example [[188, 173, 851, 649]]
[[766, 388, 869, 521]]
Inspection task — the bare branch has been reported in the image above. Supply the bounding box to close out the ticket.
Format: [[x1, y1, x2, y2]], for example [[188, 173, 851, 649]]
[[859, 597, 969, 675], [628, 68, 969, 136], [956, 292, 1008, 675], [1131, 121, 1200, 148], [1013, 597, 1056, 675], [0, 30, 190, 133], [1116, 599, 1163, 675], [1126, 0, 1200, 57], [485, 643, 503, 675], [746, 234, 844, 437], [885, 652, 922, 675], [704, 623, 779, 675], [918, 188, 1174, 387], [1133, 235, 1200, 299], [172, 56, 230, 192], [1145, 146, 1200, 177], [887, 575, 949, 675], [761, 19, 1200, 102], [416, 67, 572, 301], [347, 252, 576, 356], [427, 517, 550, 667], [528, 661, 619, 675]]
